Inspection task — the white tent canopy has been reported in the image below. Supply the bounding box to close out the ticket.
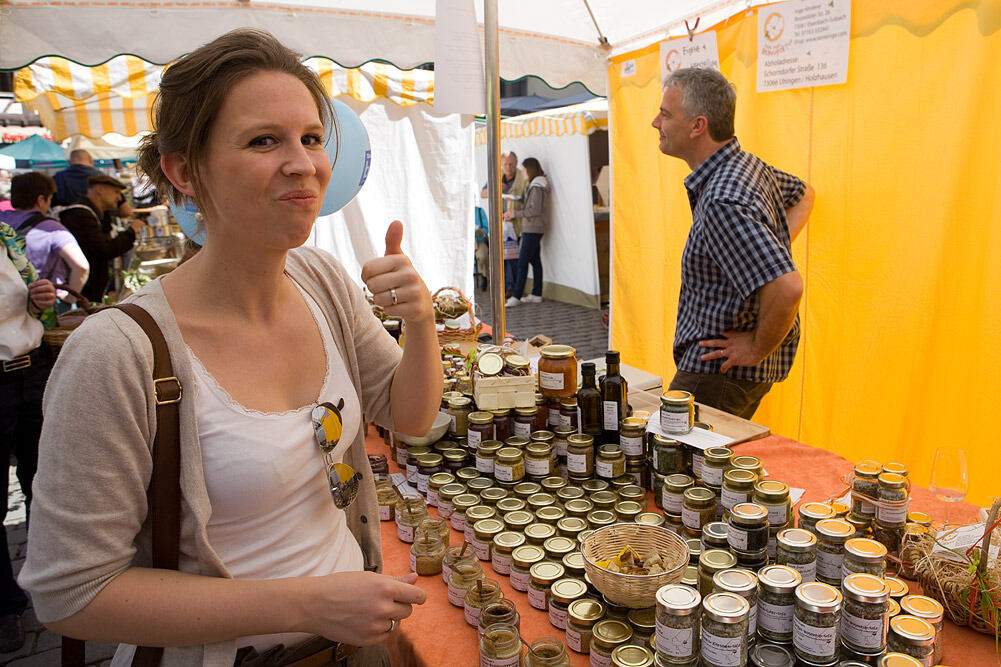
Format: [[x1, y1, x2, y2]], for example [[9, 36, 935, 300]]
[[1, 0, 766, 95], [475, 99, 607, 308]]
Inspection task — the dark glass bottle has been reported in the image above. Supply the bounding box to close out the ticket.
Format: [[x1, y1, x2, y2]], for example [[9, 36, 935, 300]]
[[599, 351, 628, 445], [576, 363, 602, 439]]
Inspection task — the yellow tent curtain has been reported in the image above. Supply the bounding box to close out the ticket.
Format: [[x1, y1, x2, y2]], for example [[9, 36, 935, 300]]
[[473, 103, 608, 145], [15, 56, 435, 141], [608, 0, 1001, 506]]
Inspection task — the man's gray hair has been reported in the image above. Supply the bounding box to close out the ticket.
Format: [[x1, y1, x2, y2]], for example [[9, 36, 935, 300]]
[[663, 68, 736, 142], [502, 151, 518, 162]]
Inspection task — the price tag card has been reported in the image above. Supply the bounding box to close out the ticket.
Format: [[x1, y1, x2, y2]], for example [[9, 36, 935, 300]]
[[931, 523, 1000, 565], [757, 0, 851, 92]]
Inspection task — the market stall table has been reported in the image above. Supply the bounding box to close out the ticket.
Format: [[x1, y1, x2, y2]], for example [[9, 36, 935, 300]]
[[367, 428, 995, 667]]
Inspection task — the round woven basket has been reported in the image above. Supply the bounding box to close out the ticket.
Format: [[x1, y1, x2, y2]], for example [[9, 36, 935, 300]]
[[581, 522, 688, 608], [41, 287, 111, 359], [433, 286, 482, 343]]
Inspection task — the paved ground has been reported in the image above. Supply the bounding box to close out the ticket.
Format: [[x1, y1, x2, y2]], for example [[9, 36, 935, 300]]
[[474, 288, 610, 361], [3, 468, 117, 666]]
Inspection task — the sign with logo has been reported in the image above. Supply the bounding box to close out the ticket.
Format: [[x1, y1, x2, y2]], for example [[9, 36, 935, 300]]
[[756, 0, 851, 92], [659, 31, 721, 83]]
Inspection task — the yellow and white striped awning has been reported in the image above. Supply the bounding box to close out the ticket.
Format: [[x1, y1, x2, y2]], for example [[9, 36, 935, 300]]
[[474, 99, 608, 145], [15, 56, 435, 141]]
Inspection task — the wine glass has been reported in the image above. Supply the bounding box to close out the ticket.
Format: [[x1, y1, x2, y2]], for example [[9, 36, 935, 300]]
[[930, 447, 969, 526]]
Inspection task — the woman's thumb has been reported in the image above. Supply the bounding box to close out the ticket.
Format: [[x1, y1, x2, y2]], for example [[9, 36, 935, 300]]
[[385, 220, 404, 256]]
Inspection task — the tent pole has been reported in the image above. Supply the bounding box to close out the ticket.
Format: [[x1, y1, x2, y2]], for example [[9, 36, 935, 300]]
[[484, 0, 505, 344]]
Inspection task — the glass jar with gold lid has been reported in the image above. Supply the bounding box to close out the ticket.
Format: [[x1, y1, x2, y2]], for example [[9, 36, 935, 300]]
[[528, 561, 566, 611], [502, 509, 534, 533], [476, 440, 502, 476], [815, 518, 855, 586], [682, 487, 717, 537], [899, 595, 944, 664], [611, 644, 655, 667], [877, 472, 910, 528], [525, 442, 555, 479], [552, 426, 575, 459], [464, 576, 503, 627], [887, 615, 935, 664], [480, 486, 509, 506], [538, 344, 578, 399], [447, 395, 472, 438], [752, 480, 792, 528], [615, 500, 644, 523], [775, 528, 817, 583], [465, 504, 498, 545], [562, 551, 587, 578], [415, 454, 443, 496], [565, 498, 595, 519], [618, 416, 647, 459], [587, 509, 618, 531], [491, 447, 524, 485], [536, 505, 566, 525], [513, 407, 538, 438], [492, 530, 525, 576], [426, 471, 455, 509], [698, 550, 737, 598], [541, 475, 568, 493], [636, 513, 665, 528], [610, 474, 636, 492], [566, 598, 606, 654], [466, 476, 494, 497], [472, 518, 505, 562], [525, 522, 557, 545], [497, 496, 528, 515], [566, 434, 595, 478], [404, 446, 431, 485], [700, 447, 733, 489], [842, 537, 888, 579], [548, 577, 588, 630], [530, 429, 555, 446], [450, 493, 480, 532], [491, 409, 512, 443], [660, 390, 695, 435], [510, 544, 546, 592], [514, 480, 543, 499], [850, 460, 882, 518], [527, 492, 557, 514], [436, 482, 467, 520], [443, 448, 470, 472], [543, 535, 577, 562], [592, 490, 618, 511], [721, 469, 758, 519], [557, 485, 585, 504], [590, 619, 634, 666], [651, 435, 685, 478], [661, 474, 693, 519], [730, 455, 763, 478], [467, 411, 495, 452], [626, 607, 656, 649], [618, 485, 646, 504], [798, 501, 836, 536], [557, 516, 589, 541]]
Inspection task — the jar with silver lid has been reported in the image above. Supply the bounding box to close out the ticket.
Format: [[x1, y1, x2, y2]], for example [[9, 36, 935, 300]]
[[721, 469, 758, 518], [887, 615, 935, 665], [747, 643, 794, 667], [842, 537, 887, 579], [700, 447, 733, 488], [653, 584, 700, 665], [701, 522, 729, 551], [662, 474, 694, 517], [798, 502, 836, 537], [840, 573, 890, 654], [793, 581, 842, 664], [815, 518, 855, 586], [756, 565, 802, 644], [700, 592, 750, 667], [728, 502, 770, 554], [898, 595, 943, 665], [752, 480, 792, 528], [775, 528, 817, 582], [713, 568, 759, 640]]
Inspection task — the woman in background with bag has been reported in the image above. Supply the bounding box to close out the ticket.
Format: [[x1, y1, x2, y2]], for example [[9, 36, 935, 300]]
[[504, 157, 551, 307], [19, 29, 441, 666]]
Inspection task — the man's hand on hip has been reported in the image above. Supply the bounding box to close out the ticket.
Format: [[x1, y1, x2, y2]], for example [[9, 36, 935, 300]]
[[698, 331, 767, 373]]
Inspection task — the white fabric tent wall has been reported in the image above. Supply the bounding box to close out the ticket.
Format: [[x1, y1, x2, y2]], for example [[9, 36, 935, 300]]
[[310, 96, 475, 296]]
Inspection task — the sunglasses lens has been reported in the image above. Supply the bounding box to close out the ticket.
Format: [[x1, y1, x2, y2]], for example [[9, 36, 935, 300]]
[[328, 462, 360, 509]]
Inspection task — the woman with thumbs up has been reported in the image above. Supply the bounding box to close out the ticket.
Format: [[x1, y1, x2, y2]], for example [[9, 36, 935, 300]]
[[19, 29, 441, 666]]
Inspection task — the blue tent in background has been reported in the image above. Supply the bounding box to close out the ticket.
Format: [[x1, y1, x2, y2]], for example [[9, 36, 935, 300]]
[[535, 92, 602, 110], [0, 134, 67, 168]]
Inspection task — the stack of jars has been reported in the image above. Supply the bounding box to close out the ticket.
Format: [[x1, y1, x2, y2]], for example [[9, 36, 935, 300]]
[[847, 460, 912, 560]]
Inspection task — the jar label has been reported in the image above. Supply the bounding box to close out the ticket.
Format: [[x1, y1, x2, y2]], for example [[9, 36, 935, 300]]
[[464, 603, 483, 627], [464, 522, 476, 544], [416, 472, 430, 494], [379, 504, 392, 521], [476, 456, 495, 474], [748, 604, 758, 636], [721, 487, 748, 510], [757, 599, 794, 634], [785, 559, 816, 582], [664, 491, 684, 515], [700, 629, 743, 666], [427, 489, 439, 508], [576, 407, 583, 434], [549, 605, 569, 629], [840, 610, 886, 650], [492, 552, 512, 575], [692, 453, 704, 477], [655, 622, 695, 659], [513, 421, 533, 438], [702, 465, 723, 486], [619, 434, 644, 457], [602, 401, 619, 431], [595, 460, 614, 479], [473, 539, 492, 561], [877, 500, 909, 524], [406, 463, 417, 483], [442, 561, 452, 584], [857, 498, 876, 515], [815, 549, 844, 581], [682, 506, 703, 530], [767, 534, 778, 560], [480, 655, 520, 667], [555, 437, 569, 457], [494, 463, 516, 482], [510, 570, 531, 591], [660, 409, 690, 433], [793, 616, 838, 660], [540, 370, 565, 390], [567, 452, 589, 474], [527, 586, 548, 610], [589, 651, 612, 667], [396, 447, 408, 467], [409, 551, 417, 572], [449, 413, 457, 433], [526, 457, 551, 476], [447, 581, 467, 607], [565, 626, 586, 653], [559, 412, 573, 429], [438, 500, 453, 519], [468, 429, 482, 451], [765, 502, 787, 525], [728, 527, 749, 551], [451, 513, 466, 532], [397, 523, 414, 543]]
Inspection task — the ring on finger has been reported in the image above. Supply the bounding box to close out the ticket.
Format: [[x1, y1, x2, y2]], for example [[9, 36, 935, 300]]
[[386, 618, 397, 634], [390, 288, 398, 306]]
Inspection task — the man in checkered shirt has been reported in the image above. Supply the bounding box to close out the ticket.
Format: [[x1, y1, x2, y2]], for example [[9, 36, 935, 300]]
[[652, 68, 815, 418]]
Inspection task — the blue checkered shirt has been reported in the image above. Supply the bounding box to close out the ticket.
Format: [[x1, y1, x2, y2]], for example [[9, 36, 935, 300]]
[[674, 138, 805, 383]]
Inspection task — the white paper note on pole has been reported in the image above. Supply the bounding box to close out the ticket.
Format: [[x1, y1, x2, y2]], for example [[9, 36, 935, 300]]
[[434, 0, 486, 114], [756, 0, 851, 92], [660, 31, 721, 82]]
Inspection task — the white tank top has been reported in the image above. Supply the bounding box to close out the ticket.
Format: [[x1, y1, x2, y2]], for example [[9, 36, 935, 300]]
[[189, 281, 364, 651]]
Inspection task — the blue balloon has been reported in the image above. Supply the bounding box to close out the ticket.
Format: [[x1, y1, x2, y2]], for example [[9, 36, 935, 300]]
[[319, 98, 372, 216], [169, 200, 206, 246]]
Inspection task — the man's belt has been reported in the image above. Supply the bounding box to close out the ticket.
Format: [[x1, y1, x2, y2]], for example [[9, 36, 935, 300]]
[[2, 346, 47, 373]]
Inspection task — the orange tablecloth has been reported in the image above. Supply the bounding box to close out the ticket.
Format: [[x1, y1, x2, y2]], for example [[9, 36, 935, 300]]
[[369, 430, 997, 667]]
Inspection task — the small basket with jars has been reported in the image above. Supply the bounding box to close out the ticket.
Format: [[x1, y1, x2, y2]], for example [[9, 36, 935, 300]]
[[580, 522, 689, 608], [431, 286, 481, 343]]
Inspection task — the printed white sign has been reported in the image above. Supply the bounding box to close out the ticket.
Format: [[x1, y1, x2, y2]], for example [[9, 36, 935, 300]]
[[434, 0, 486, 114], [645, 413, 734, 450], [660, 31, 721, 82], [756, 0, 851, 92]]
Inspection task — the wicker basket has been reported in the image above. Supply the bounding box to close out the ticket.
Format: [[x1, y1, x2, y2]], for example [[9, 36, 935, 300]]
[[41, 287, 111, 358], [581, 523, 689, 608], [433, 286, 482, 344]]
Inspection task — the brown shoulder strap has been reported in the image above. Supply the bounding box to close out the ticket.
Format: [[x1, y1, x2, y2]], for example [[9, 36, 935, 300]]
[[62, 304, 182, 667]]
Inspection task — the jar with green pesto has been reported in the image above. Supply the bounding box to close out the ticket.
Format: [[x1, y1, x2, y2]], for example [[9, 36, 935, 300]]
[[876, 472, 910, 528], [700, 592, 750, 667], [595, 444, 626, 481], [662, 474, 694, 517], [720, 469, 757, 519], [492, 530, 525, 576], [660, 390, 694, 435], [698, 550, 737, 598], [793, 581, 842, 664], [509, 544, 545, 592], [651, 434, 685, 476], [566, 598, 606, 654], [756, 564, 801, 644], [528, 561, 566, 611], [654, 584, 701, 665], [700, 447, 733, 489]]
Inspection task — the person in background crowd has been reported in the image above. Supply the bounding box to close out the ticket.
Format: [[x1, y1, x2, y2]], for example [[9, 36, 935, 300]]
[[652, 67, 815, 418], [53, 149, 133, 220], [19, 28, 439, 665], [59, 174, 143, 303], [481, 151, 527, 297], [0, 221, 57, 652], [504, 157, 551, 307], [0, 172, 89, 308]]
